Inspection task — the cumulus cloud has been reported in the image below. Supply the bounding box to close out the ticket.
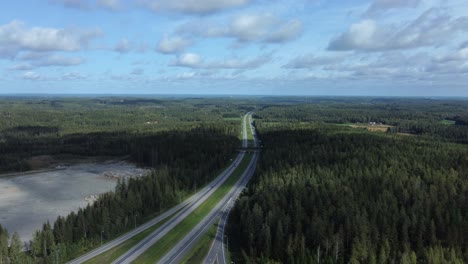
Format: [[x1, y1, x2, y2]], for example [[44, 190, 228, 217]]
[[15, 52, 84, 67], [229, 14, 277, 42], [433, 46, 468, 64], [156, 35, 191, 54], [0, 20, 101, 57], [61, 72, 87, 80], [138, 0, 250, 15], [209, 56, 271, 70], [110, 39, 148, 53], [34, 55, 84, 67], [266, 19, 302, 43], [22, 71, 41, 80], [170, 52, 271, 70], [114, 38, 131, 53], [177, 13, 302, 44], [328, 9, 468, 52], [8, 63, 35, 71], [171, 53, 203, 68]]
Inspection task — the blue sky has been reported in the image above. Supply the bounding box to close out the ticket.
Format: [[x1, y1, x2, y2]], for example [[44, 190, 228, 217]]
[[0, 0, 467, 95]]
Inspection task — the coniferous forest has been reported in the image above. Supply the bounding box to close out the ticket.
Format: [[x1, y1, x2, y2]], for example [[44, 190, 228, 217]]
[[229, 102, 468, 263], [1, 97, 468, 263], [0, 97, 244, 263]]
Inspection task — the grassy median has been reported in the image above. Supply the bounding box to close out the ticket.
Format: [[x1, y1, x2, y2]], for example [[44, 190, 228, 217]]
[[132, 152, 253, 263], [180, 221, 218, 264], [83, 212, 177, 264]]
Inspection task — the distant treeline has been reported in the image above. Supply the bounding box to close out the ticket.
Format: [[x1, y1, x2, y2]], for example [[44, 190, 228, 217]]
[[0, 97, 246, 173], [254, 99, 468, 143]]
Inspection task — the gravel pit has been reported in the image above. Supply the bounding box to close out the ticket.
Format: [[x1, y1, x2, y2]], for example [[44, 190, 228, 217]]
[[0, 161, 149, 242]]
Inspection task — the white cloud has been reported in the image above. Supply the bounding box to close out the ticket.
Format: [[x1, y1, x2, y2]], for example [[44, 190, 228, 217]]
[[61, 72, 87, 80], [8, 63, 34, 71], [114, 38, 131, 53], [34, 55, 84, 67], [172, 53, 203, 68], [22, 71, 41, 80], [170, 52, 271, 70], [14, 52, 84, 68], [177, 14, 302, 44], [229, 14, 276, 42], [176, 72, 196, 79], [0, 20, 101, 57], [110, 39, 149, 53], [328, 9, 468, 51], [97, 0, 120, 10], [138, 0, 250, 15], [156, 35, 191, 54], [266, 19, 302, 43], [209, 56, 271, 70]]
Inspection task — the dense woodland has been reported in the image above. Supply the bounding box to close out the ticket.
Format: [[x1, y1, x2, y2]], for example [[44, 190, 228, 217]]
[[2, 97, 468, 263], [229, 104, 468, 263], [0, 97, 245, 263], [254, 98, 468, 143], [0, 97, 251, 173]]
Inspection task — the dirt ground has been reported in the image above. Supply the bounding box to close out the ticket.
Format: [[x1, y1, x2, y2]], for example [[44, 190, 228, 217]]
[[0, 160, 149, 242]]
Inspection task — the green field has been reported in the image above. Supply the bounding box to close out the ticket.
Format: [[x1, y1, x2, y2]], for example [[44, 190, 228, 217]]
[[133, 152, 253, 263], [441, 119, 456, 125]]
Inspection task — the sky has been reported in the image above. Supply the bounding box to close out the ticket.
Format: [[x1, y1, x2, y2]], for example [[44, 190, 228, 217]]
[[0, 0, 468, 96]]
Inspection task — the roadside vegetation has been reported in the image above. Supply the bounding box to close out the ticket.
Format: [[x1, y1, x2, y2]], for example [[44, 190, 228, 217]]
[[83, 213, 174, 264], [134, 152, 253, 263]]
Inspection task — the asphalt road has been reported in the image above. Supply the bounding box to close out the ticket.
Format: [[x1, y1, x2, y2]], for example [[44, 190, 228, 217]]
[[67, 114, 249, 264], [158, 113, 259, 264], [203, 113, 259, 264]]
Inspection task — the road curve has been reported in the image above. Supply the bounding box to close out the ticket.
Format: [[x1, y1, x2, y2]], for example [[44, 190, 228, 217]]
[[67, 114, 249, 264], [157, 113, 259, 264]]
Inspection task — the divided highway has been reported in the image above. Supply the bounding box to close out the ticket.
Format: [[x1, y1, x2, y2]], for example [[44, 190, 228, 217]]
[[67, 114, 250, 264], [203, 113, 259, 264], [159, 113, 259, 264]]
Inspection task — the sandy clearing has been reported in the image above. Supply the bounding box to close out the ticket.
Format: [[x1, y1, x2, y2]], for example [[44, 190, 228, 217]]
[[0, 161, 148, 242]]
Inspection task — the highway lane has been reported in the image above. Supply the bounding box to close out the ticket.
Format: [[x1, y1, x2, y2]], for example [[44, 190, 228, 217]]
[[203, 113, 259, 264], [67, 114, 249, 264], [203, 114, 259, 264], [109, 114, 250, 264], [158, 113, 259, 264], [157, 152, 258, 264]]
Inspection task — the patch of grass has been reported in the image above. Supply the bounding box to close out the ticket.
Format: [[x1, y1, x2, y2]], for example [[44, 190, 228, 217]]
[[223, 117, 242, 121], [441, 119, 456, 126], [180, 220, 218, 264], [333, 123, 393, 132], [133, 152, 253, 263], [247, 117, 255, 147], [83, 212, 176, 264]]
